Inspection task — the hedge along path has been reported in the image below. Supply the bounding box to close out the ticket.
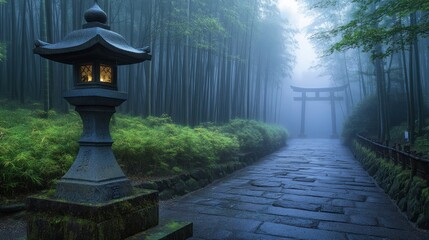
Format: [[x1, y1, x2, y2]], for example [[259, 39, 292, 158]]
[[0, 105, 287, 199], [352, 140, 429, 229]]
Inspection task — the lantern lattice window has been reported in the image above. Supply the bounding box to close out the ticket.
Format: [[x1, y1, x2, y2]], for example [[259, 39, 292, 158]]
[[100, 64, 112, 83], [80, 65, 93, 82]]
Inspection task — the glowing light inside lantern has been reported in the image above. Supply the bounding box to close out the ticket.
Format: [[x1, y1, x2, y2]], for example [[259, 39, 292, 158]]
[[80, 65, 93, 82], [100, 64, 112, 83]]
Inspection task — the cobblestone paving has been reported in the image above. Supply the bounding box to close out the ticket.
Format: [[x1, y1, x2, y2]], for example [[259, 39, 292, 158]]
[[160, 139, 429, 240]]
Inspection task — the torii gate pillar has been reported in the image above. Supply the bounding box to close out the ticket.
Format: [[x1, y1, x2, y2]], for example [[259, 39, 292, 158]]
[[299, 92, 306, 137], [330, 91, 338, 138]]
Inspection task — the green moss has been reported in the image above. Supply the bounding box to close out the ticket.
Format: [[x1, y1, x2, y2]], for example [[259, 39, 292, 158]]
[[352, 141, 429, 229], [373, 160, 402, 192], [28, 191, 159, 239], [416, 188, 429, 228], [117, 201, 133, 213], [29, 212, 101, 240], [367, 158, 381, 176], [166, 221, 181, 229], [407, 177, 428, 221], [352, 142, 378, 171], [388, 170, 411, 201]]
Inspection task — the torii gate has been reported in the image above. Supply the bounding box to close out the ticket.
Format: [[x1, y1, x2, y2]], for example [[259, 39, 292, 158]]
[[291, 85, 348, 138]]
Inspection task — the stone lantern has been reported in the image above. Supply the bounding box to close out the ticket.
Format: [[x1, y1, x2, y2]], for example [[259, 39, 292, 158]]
[[33, 2, 150, 203], [28, 2, 192, 240]]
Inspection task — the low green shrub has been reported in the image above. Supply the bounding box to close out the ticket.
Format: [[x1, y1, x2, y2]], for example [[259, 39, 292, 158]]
[[0, 105, 287, 198], [0, 108, 79, 196], [209, 119, 288, 153], [112, 115, 239, 176]]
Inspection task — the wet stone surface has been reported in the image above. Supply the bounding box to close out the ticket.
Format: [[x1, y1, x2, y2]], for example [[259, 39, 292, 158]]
[[161, 139, 429, 240], [1, 139, 429, 239]]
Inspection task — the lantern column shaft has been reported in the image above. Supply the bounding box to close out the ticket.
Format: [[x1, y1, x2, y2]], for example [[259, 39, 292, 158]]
[[55, 89, 133, 203]]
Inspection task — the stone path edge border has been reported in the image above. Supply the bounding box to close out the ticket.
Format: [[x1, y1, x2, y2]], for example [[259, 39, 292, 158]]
[[0, 145, 285, 214], [134, 147, 284, 200], [351, 140, 429, 230]]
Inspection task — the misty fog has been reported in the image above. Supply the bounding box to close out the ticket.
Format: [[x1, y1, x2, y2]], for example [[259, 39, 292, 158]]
[[278, 0, 347, 138]]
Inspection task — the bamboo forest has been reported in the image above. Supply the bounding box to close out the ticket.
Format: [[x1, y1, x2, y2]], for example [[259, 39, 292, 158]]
[[0, 1, 429, 240]]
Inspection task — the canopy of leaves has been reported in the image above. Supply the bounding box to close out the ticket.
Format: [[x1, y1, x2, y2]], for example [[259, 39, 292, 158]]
[[320, 0, 429, 57]]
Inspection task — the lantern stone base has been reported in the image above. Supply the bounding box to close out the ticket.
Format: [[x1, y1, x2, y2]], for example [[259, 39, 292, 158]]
[[26, 188, 192, 240]]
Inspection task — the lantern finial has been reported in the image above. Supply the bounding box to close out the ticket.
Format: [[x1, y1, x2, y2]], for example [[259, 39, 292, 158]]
[[84, 2, 107, 24]]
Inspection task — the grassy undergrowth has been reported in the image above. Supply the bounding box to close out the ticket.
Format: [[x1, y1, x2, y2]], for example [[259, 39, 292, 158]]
[[352, 141, 429, 229], [0, 104, 287, 199]]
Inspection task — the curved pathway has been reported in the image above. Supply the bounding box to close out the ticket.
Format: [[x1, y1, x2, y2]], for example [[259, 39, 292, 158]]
[[160, 139, 429, 240]]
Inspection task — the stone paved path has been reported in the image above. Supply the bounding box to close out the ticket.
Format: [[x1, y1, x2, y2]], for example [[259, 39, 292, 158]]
[[1, 139, 429, 239], [160, 139, 429, 240]]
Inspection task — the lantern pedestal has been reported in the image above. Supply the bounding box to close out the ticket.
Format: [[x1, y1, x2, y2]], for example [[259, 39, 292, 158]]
[[27, 189, 193, 240], [30, 3, 192, 239], [27, 89, 192, 240]]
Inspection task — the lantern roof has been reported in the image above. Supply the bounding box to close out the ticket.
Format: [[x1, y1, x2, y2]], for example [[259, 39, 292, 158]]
[[33, 2, 151, 65]]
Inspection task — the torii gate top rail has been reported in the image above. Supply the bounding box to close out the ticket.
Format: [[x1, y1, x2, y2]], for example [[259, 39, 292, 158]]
[[291, 84, 348, 138], [290, 85, 348, 92]]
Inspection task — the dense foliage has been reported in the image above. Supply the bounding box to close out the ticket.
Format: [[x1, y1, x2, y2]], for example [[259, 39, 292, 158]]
[[0, 104, 287, 198], [342, 96, 378, 143], [343, 94, 429, 158], [342, 95, 409, 143], [414, 126, 429, 158]]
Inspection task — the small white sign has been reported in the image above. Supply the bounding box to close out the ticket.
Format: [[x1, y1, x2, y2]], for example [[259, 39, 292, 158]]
[[404, 131, 409, 142]]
